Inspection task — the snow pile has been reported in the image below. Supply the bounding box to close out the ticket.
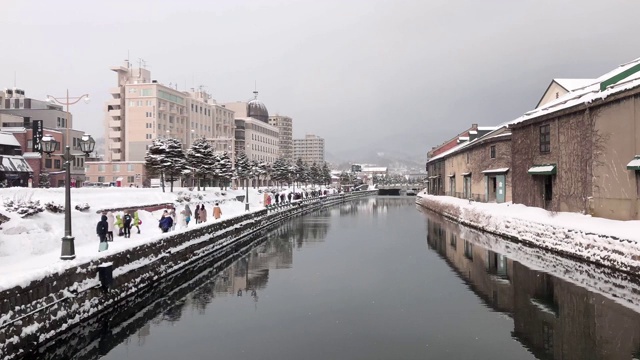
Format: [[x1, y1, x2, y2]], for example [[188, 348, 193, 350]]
[[416, 193, 640, 272], [0, 186, 332, 291]]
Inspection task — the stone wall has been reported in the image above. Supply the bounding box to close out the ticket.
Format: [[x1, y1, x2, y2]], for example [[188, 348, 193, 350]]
[[0, 190, 376, 359]]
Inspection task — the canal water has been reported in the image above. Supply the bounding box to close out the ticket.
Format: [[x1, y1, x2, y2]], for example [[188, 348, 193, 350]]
[[38, 197, 640, 359]]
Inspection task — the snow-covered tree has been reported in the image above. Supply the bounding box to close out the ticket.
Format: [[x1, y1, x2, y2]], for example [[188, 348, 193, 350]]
[[294, 158, 310, 185], [38, 172, 51, 188], [234, 152, 251, 189], [309, 162, 322, 186], [321, 162, 332, 186], [186, 138, 215, 191], [271, 157, 291, 187], [339, 171, 353, 187], [145, 137, 186, 192], [214, 152, 233, 190]]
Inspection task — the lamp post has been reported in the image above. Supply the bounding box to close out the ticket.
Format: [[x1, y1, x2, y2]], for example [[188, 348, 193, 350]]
[[42, 133, 95, 260], [46, 90, 90, 148]]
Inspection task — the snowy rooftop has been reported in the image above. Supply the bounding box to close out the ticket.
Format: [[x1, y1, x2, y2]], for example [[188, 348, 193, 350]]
[[554, 78, 596, 91], [361, 167, 387, 172], [508, 57, 640, 127], [0, 132, 20, 147]]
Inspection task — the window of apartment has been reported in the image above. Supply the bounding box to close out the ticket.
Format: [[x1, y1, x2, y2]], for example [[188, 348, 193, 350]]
[[146, 100, 153, 106], [129, 101, 135, 107], [540, 124, 551, 153], [98, 164, 105, 172], [127, 176, 135, 183], [112, 164, 120, 172], [98, 176, 105, 183], [128, 88, 137, 93], [490, 145, 496, 159], [27, 140, 32, 149], [54, 159, 61, 169], [45, 158, 52, 168], [141, 89, 153, 96], [128, 164, 135, 172], [137, 101, 143, 106]]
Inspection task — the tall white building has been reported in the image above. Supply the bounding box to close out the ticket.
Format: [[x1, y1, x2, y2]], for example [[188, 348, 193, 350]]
[[268, 115, 293, 162], [293, 134, 325, 164]]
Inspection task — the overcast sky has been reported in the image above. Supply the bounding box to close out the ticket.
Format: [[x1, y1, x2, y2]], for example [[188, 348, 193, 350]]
[[2, 0, 640, 159]]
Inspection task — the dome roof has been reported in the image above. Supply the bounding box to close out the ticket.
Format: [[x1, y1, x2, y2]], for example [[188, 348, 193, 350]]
[[247, 91, 269, 123]]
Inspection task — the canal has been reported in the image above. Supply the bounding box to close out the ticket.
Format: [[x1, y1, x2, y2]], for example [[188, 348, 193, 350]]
[[30, 197, 640, 359]]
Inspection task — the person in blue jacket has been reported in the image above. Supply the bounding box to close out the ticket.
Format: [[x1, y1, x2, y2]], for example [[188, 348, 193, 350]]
[[159, 210, 173, 233]]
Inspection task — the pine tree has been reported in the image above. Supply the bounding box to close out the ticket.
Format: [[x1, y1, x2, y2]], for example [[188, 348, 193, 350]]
[[186, 138, 215, 191], [145, 138, 168, 192], [321, 162, 332, 186], [214, 152, 233, 190], [38, 171, 51, 188], [234, 152, 251, 189], [309, 162, 321, 187], [271, 157, 290, 187], [145, 137, 186, 193], [249, 160, 260, 188], [339, 171, 352, 187]]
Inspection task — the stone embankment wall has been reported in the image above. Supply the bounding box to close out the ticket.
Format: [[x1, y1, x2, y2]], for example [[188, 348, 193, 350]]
[[0, 191, 376, 359], [416, 194, 640, 274]]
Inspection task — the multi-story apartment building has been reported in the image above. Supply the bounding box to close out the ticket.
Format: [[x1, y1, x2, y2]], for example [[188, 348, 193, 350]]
[[293, 134, 325, 164], [0, 89, 88, 186], [268, 114, 293, 161], [91, 62, 236, 186]]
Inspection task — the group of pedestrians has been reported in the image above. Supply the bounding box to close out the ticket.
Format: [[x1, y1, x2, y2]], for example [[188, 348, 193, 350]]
[[96, 209, 142, 252]]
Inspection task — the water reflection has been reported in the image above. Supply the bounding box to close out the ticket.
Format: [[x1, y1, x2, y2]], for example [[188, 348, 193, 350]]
[[423, 207, 640, 360]]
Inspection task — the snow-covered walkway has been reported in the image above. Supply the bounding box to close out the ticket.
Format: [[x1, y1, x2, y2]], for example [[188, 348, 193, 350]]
[[416, 192, 640, 273], [0, 186, 335, 291]]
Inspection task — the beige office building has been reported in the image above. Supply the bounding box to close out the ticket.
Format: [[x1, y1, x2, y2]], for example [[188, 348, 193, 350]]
[[268, 115, 293, 161], [92, 61, 236, 185], [293, 134, 325, 164], [225, 91, 279, 163]]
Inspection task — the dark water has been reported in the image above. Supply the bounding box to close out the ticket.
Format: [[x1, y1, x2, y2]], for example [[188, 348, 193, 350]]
[[71, 197, 640, 359]]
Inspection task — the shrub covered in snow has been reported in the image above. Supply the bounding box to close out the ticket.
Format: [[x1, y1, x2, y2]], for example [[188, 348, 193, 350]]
[[75, 203, 91, 212], [3, 199, 45, 217], [45, 201, 65, 213], [175, 191, 204, 203]]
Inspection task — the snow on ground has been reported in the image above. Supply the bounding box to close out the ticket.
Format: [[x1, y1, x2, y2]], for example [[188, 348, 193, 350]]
[[0, 186, 336, 291], [416, 192, 640, 272]]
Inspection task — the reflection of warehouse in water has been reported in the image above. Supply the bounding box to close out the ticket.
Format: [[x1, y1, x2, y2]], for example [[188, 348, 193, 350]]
[[427, 217, 640, 360]]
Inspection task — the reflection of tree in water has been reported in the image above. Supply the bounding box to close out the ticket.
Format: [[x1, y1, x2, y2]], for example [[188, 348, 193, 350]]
[[161, 298, 187, 323], [190, 281, 216, 314]]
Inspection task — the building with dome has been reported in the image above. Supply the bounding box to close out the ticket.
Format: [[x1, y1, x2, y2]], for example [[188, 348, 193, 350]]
[[224, 91, 279, 163]]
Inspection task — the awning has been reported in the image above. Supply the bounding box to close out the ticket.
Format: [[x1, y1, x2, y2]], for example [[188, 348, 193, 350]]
[[627, 156, 640, 170], [0, 155, 33, 173], [482, 168, 509, 174], [528, 164, 557, 175], [447, 173, 455, 177], [461, 172, 471, 176]]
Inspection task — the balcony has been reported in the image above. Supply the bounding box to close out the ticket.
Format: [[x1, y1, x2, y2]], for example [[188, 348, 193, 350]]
[[108, 109, 122, 117], [111, 152, 122, 161], [108, 131, 121, 139], [109, 120, 121, 128], [109, 87, 122, 95], [111, 142, 122, 150], [106, 99, 121, 107]]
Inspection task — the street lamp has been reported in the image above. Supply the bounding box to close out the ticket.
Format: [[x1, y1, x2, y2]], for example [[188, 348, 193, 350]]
[[42, 133, 95, 260], [46, 90, 90, 148]]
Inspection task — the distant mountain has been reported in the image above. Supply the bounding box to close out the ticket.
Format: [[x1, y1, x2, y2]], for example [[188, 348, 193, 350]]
[[326, 132, 428, 172]]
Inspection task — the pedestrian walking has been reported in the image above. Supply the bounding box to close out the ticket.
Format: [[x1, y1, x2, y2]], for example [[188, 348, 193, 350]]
[[158, 210, 173, 233], [184, 204, 192, 226], [106, 211, 115, 242], [133, 211, 141, 234], [115, 214, 124, 237], [194, 204, 201, 224], [275, 192, 280, 204], [169, 208, 177, 231], [123, 211, 133, 238], [96, 214, 109, 252], [199, 205, 208, 223], [213, 202, 222, 220]]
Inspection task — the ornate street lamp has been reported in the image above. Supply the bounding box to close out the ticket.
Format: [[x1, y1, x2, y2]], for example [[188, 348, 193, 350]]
[[42, 133, 95, 260]]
